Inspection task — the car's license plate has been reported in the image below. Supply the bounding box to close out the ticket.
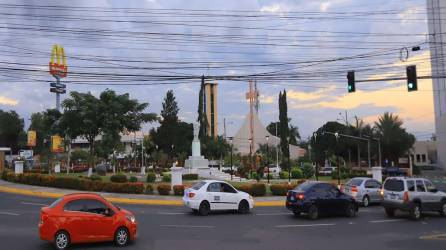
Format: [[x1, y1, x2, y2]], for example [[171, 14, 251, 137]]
[[290, 196, 295, 201], [389, 194, 396, 199]]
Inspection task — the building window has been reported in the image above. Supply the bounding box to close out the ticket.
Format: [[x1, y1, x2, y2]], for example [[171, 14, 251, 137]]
[[416, 154, 421, 163], [421, 154, 426, 163]]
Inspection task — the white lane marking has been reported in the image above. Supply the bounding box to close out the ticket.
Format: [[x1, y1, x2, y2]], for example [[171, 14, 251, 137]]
[[256, 213, 291, 216], [157, 212, 189, 215], [275, 223, 335, 228], [21, 202, 48, 206], [369, 219, 405, 223], [0, 211, 20, 216], [160, 225, 215, 228]]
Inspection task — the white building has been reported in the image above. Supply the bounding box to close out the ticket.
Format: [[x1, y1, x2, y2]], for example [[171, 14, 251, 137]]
[[410, 141, 437, 166], [427, 0, 446, 172]]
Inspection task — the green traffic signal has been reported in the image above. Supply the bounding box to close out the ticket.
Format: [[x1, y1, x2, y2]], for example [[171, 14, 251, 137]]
[[406, 65, 418, 92], [347, 71, 355, 93]]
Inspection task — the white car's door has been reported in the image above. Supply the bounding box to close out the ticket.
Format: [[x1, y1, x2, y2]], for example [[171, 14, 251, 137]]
[[207, 182, 225, 210], [220, 183, 240, 210]]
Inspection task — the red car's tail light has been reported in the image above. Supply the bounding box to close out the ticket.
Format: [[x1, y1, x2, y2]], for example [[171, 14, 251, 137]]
[[189, 192, 195, 198]]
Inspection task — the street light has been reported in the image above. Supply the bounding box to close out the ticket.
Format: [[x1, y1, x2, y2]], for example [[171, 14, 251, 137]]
[[228, 137, 234, 181], [266, 135, 270, 184]]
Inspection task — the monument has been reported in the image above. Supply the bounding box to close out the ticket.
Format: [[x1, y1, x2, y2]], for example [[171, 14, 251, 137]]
[[184, 123, 209, 173]]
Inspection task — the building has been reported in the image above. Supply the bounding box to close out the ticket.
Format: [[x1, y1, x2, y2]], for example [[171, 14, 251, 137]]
[[409, 141, 437, 166], [203, 79, 218, 138], [427, 0, 446, 172]]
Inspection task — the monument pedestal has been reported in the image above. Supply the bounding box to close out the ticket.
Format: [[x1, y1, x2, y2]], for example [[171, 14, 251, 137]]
[[171, 166, 183, 187], [184, 123, 210, 177]]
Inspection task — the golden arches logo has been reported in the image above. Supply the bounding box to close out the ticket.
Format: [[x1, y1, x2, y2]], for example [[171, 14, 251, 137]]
[[49, 44, 67, 78]]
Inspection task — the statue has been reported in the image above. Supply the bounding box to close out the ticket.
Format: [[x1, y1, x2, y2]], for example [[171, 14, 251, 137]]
[[193, 122, 199, 141]]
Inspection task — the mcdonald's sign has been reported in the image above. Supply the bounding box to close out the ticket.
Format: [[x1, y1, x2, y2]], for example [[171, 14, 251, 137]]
[[49, 44, 68, 78]]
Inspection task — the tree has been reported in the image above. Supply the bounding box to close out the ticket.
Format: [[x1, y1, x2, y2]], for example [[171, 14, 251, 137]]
[[266, 121, 300, 146], [29, 109, 63, 155], [0, 110, 25, 153], [201, 136, 230, 160], [374, 112, 415, 164], [278, 90, 290, 168], [161, 90, 179, 124], [311, 121, 350, 166]]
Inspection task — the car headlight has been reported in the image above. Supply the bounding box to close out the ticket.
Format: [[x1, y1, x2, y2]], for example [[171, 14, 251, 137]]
[[126, 215, 136, 223]]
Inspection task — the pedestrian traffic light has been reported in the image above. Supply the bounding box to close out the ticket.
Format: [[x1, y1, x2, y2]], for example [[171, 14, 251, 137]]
[[347, 71, 355, 93], [406, 65, 417, 92]]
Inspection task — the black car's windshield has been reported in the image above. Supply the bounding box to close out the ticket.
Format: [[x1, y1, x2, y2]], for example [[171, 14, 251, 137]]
[[384, 179, 404, 192]]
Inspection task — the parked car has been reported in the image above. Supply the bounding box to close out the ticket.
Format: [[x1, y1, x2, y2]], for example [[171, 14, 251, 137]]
[[286, 181, 358, 220], [39, 193, 137, 250], [183, 180, 254, 216], [318, 167, 336, 176], [343, 177, 382, 207], [382, 177, 446, 220]]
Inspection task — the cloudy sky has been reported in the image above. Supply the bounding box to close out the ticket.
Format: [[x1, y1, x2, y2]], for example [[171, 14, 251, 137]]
[[0, 0, 435, 141]]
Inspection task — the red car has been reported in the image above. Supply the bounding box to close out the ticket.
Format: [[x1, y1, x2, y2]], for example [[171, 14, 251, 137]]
[[39, 193, 137, 250]]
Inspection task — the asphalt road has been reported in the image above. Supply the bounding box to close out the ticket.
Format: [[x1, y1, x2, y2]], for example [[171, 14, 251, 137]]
[[1, 192, 446, 250]]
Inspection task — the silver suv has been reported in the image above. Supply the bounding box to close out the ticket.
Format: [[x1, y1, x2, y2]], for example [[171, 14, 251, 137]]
[[382, 177, 446, 220]]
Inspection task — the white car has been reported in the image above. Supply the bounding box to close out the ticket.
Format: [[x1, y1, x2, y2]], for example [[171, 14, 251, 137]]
[[183, 180, 254, 216]]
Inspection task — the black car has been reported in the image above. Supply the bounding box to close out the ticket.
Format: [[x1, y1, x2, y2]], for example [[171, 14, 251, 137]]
[[286, 181, 358, 220]]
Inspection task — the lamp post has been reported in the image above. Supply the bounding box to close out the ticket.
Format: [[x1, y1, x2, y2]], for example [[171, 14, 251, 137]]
[[228, 137, 234, 181], [248, 138, 252, 179], [287, 137, 291, 184], [312, 132, 318, 181], [266, 135, 270, 184]]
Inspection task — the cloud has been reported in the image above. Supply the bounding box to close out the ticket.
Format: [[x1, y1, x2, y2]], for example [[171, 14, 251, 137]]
[[259, 94, 274, 104], [320, 2, 331, 12], [260, 4, 288, 13], [287, 86, 337, 102], [0, 96, 18, 106]]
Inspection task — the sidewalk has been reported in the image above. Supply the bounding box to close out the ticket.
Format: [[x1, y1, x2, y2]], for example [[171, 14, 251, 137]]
[[0, 180, 284, 207]]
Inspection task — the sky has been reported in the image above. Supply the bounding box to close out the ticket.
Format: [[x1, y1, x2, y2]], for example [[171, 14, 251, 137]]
[[0, 0, 436, 141]]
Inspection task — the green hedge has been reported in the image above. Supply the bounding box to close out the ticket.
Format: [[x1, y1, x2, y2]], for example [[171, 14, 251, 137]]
[[173, 185, 185, 196], [110, 173, 128, 183], [291, 168, 303, 179], [89, 174, 102, 182], [182, 174, 198, 180], [234, 183, 266, 196], [270, 183, 297, 196], [157, 183, 171, 195], [162, 173, 171, 182], [146, 173, 156, 183], [129, 176, 138, 182], [279, 171, 289, 179]]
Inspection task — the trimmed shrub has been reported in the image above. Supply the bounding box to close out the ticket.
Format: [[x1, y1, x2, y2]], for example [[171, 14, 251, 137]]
[[157, 184, 171, 195], [301, 163, 315, 179], [250, 183, 266, 196], [279, 171, 289, 179], [146, 173, 156, 183], [110, 173, 128, 183], [129, 176, 138, 183], [237, 184, 251, 194], [162, 173, 171, 182], [90, 174, 102, 182], [173, 185, 185, 196], [270, 183, 297, 196], [291, 168, 303, 179], [1, 170, 8, 180], [145, 184, 154, 194], [182, 174, 198, 180], [251, 172, 258, 180]]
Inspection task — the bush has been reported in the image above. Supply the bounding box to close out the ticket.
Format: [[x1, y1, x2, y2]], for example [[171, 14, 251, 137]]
[[89, 174, 102, 182], [291, 168, 303, 179], [157, 184, 171, 195], [146, 172, 156, 183], [270, 183, 297, 196], [279, 171, 289, 179], [251, 172, 258, 180], [162, 173, 171, 182], [129, 176, 138, 182], [349, 170, 368, 178], [250, 183, 266, 196], [1, 170, 7, 180], [173, 185, 185, 196], [182, 174, 198, 180], [110, 173, 128, 183], [236, 184, 251, 194], [331, 170, 348, 180], [95, 166, 107, 176], [301, 163, 315, 179], [145, 184, 154, 194]]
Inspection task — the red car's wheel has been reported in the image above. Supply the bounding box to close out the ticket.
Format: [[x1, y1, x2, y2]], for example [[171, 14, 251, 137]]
[[54, 231, 70, 250], [115, 227, 130, 247]]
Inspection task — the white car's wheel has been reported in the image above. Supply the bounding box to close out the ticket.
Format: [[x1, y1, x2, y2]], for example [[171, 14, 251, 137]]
[[199, 201, 211, 216], [238, 200, 250, 214]]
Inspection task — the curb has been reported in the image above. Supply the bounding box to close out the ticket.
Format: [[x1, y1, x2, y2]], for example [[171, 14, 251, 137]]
[[0, 185, 284, 207]]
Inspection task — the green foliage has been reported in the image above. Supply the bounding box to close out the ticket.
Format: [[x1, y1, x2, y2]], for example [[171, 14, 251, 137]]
[[146, 172, 156, 183], [201, 136, 230, 160], [291, 168, 303, 179], [234, 183, 265, 196], [412, 164, 421, 175], [129, 176, 138, 182], [71, 150, 90, 163], [301, 163, 315, 179], [162, 173, 171, 182], [266, 122, 300, 146], [279, 171, 289, 179], [251, 172, 258, 180], [89, 174, 102, 181], [145, 184, 154, 194], [157, 184, 171, 195], [182, 174, 198, 180], [270, 183, 297, 196], [278, 90, 290, 168], [173, 185, 185, 196], [110, 173, 128, 183], [0, 110, 26, 153], [28, 109, 62, 155]]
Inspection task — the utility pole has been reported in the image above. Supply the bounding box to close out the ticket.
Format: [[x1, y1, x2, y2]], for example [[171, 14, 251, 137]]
[[141, 134, 144, 169], [223, 118, 226, 139], [276, 122, 279, 168]]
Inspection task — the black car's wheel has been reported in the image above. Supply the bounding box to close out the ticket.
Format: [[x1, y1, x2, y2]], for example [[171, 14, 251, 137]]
[[439, 201, 446, 217], [346, 202, 357, 217], [293, 211, 301, 217], [54, 231, 70, 250], [362, 195, 370, 207], [308, 205, 319, 220], [238, 200, 250, 214], [199, 201, 211, 216], [114, 227, 130, 247], [410, 203, 421, 220], [385, 207, 395, 217]]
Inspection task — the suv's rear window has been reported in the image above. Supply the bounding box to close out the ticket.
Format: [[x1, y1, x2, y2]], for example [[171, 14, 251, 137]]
[[347, 178, 364, 186], [191, 181, 206, 190], [384, 179, 404, 191]]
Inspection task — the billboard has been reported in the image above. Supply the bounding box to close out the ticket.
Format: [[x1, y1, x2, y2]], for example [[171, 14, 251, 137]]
[[27, 130, 36, 147], [51, 135, 64, 153]]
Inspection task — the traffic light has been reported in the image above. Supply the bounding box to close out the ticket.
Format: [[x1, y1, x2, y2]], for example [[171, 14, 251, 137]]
[[406, 65, 418, 92], [347, 71, 355, 93]]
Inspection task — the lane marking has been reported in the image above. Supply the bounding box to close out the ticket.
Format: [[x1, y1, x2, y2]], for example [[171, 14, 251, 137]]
[[369, 219, 405, 223], [160, 225, 215, 228], [420, 233, 446, 240], [275, 223, 335, 228], [256, 213, 290, 216], [0, 211, 20, 216], [157, 212, 189, 215], [21, 202, 48, 206]]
